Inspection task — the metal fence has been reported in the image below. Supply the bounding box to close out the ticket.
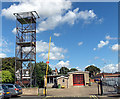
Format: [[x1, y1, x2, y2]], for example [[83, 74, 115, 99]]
[[102, 77, 119, 94]]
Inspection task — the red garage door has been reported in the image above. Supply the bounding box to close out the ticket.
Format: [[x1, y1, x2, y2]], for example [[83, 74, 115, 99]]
[[73, 74, 84, 86]]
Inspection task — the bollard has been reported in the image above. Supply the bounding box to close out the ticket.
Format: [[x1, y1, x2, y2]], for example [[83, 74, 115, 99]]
[[100, 79, 103, 95], [98, 82, 100, 95], [45, 87, 46, 96]]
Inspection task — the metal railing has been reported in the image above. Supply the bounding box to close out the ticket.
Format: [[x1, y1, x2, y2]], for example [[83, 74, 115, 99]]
[[102, 77, 119, 94]]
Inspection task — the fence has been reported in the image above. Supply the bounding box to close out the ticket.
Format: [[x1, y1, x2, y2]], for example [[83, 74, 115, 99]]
[[102, 77, 119, 94]]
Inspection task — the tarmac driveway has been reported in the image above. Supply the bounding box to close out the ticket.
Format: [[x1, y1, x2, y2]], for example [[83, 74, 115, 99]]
[[39, 83, 98, 97]]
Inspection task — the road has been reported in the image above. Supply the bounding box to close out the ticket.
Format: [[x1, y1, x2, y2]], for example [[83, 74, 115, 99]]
[[10, 83, 120, 99], [10, 96, 44, 99], [10, 95, 120, 99], [10, 96, 91, 99]]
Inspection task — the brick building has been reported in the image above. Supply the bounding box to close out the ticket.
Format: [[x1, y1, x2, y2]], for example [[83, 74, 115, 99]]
[[94, 73, 120, 79]]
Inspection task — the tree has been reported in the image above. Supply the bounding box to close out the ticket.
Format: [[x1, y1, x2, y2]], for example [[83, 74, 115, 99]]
[[0, 71, 2, 82], [85, 65, 101, 78], [59, 67, 69, 74], [2, 57, 21, 83], [69, 68, 78, 72], [2, 70, 14, 83], [35, 61, 52, 88]]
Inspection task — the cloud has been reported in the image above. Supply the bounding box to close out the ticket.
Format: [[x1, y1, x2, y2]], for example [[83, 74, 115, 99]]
[[76, 66, 81, 71], [79, 10, 96, 20], [0, 53, 7, 58], [40, 52, 65, 60], [12, 28, 16, 34], [93, 48, 96, 51], [2, 0, 102, 33], [1, 39, 8, 47], [56, 60, 70, 68], [37, 9, 99, 32], [0, 38, 11, 53], [37, 40, 67, 60], [97, 18, 103, 24], [94, 56, 99, 60], [22, 40, 67, 60], [101, 64, 118, 73], [98, 40, 109, 48], [2, 0, 71, 19], [111, 44, 120, 51], [101, 58, 105, 61], [85, 64, 96, 69], [105, 35, 111, 40], [53, 33, 60, 37], [0, 41, 2, 48], [105, 35, 118, 40], [78, 42, 83, 46]]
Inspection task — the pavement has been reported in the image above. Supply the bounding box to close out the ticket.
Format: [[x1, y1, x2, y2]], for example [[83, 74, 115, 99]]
[[10, 96, 44, 99], [39, 83, 98, 97], [10, 83, 120, 99]]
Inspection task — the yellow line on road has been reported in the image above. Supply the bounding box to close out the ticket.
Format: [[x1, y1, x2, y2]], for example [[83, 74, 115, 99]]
[[90, 95, 98, 99]]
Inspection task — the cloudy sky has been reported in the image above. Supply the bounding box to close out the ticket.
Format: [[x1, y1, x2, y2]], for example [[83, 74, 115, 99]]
[[0, 1, 118, 73]]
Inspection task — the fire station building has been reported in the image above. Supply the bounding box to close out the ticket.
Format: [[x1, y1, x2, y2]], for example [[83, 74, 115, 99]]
[[45, 71, 89, 88]]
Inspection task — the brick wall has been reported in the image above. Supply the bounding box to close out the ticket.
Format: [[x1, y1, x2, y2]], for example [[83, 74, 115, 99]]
[[68, 71, 89, 87], [22, 88, 38, 96]]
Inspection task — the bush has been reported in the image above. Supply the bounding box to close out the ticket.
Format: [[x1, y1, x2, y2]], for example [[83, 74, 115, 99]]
[[2, 70, 14, 83]]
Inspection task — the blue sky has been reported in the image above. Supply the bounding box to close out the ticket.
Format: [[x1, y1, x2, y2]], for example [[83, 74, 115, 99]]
[[1, 1, 118, 72]]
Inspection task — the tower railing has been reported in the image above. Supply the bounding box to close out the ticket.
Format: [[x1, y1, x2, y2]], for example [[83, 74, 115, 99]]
[[14, 11, 39, 87]]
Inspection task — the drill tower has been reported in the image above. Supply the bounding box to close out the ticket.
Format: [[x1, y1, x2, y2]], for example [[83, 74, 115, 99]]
[[14, 11, 39, 87]]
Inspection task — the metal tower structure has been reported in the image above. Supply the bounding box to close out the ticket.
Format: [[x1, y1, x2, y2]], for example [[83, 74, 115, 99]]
[[14, 11, 39, 87]]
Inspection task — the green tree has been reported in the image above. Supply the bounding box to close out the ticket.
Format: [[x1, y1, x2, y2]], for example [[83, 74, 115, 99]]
[[2, 70, 14, 83], [0, 71, 2, 82], [2, 57, 21, 83], [35, 61, 52, 88], [59, 67, 69, 74], [69, 68, 78, 72], [85, 65, 101, 78]]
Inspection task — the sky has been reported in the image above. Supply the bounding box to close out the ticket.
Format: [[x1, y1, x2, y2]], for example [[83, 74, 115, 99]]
[[0, 0, 119, 73]]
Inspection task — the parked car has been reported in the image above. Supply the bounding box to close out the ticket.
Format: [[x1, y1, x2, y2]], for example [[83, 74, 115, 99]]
[[0, 84, 11, 99], [4, 84, 22, 96], [0, 85, 4, 99]]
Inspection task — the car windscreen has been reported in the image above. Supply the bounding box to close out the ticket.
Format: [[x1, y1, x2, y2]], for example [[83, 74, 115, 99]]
[[0, 86, 2, 90], [15, 84, 21, 88], [2, 85, 8, 90], [6, 85, 13, 88]]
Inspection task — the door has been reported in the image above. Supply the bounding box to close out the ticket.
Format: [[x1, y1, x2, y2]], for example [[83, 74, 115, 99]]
[[73, 74, 84, 86]]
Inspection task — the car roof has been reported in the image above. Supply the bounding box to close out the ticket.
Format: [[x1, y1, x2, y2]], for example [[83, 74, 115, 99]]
[[4, 84, 14, 85], [0, 84, 7, 85]]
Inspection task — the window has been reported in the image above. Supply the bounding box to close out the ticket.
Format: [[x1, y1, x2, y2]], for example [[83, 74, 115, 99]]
[[6, 85, 13, 88], [15, 84, 21, 88], [0, 86, 2, 90], [2, 85, 8, 90]]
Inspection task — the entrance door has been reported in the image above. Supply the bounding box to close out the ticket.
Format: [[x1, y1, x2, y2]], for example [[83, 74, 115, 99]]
[[73, 74, 84, 86]]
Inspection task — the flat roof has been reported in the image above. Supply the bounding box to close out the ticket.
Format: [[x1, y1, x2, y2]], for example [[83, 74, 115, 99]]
[[68, 71, 89, 74]]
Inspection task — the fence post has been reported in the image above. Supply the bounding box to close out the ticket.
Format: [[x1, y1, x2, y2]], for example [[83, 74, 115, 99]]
[[100, 79, 103, 95], [117, 76, 120, 94]]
